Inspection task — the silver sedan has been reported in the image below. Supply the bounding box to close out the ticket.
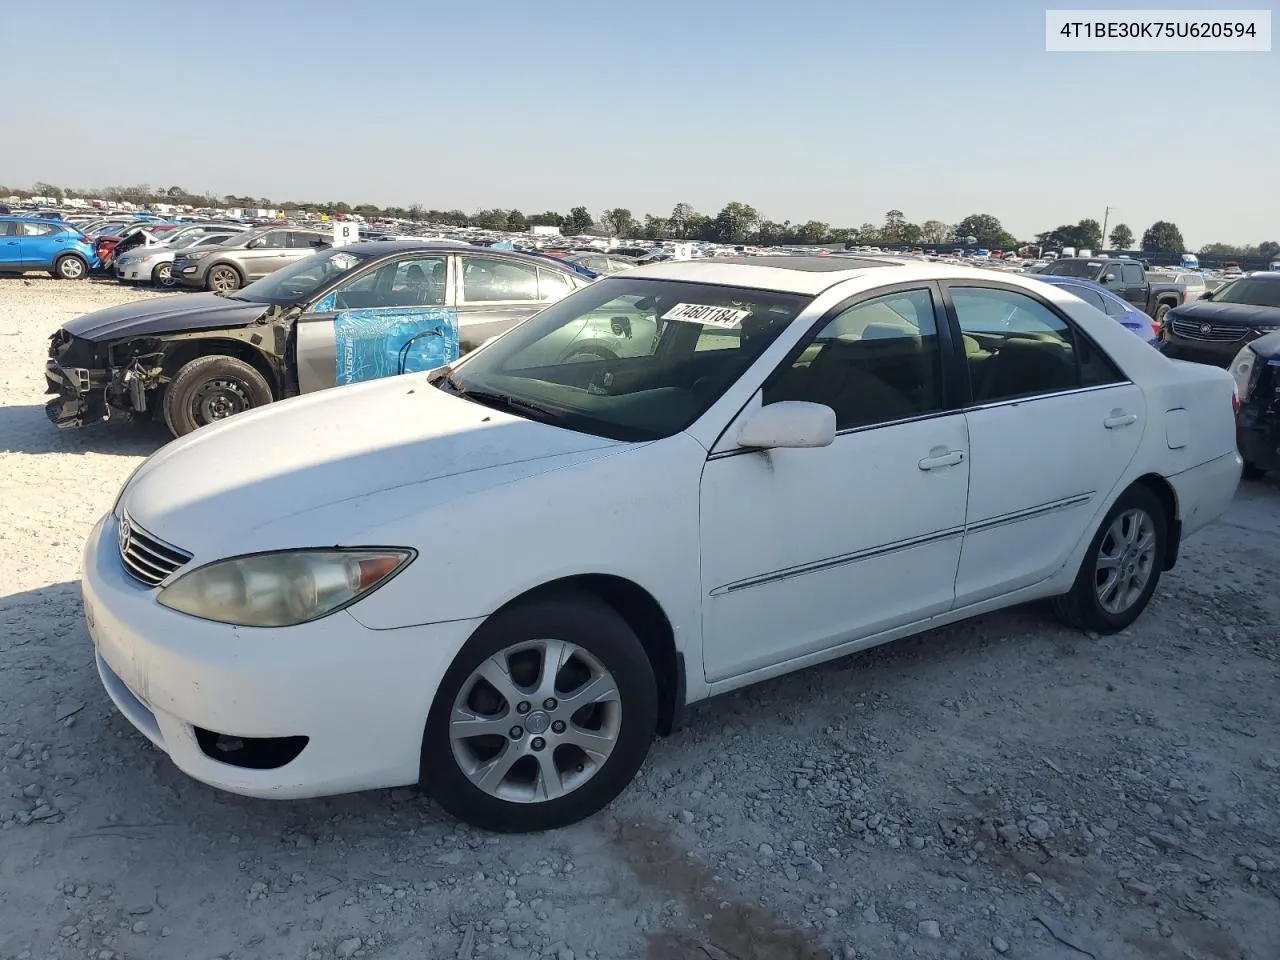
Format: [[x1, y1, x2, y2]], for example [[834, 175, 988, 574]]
[[114, 231, 240, 286]]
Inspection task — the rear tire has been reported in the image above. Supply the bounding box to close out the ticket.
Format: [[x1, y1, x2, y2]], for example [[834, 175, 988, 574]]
[[1050, 484, 1167, 634], [423, 589, 657, 832], [162, 355, 273, 437], [205, 263, 242, 293], [1153, 302, 1173, 328], [52, 254, 87, 280]]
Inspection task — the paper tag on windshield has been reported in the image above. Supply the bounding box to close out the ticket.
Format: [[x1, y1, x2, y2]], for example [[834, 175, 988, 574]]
[[661, 303, 750, 328]]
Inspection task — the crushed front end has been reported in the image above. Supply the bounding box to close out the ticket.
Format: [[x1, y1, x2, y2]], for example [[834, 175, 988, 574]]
[[46, 329, 164, 429]]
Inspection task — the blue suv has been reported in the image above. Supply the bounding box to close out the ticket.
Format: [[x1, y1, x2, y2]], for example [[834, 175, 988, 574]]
[[0, 217, 100, 279]]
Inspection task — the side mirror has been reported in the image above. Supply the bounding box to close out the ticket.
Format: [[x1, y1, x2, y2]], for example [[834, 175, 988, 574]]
[[1102, 273, 1117, 283], [737, 401, 836, 450], [247, 237, 264, 249]]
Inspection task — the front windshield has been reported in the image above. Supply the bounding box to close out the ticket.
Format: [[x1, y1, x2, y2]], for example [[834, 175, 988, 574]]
[[1041, 259, 1103, 278], [236, 248, 370, 303], [440, 276, 813, 441], [1209, 278, 1280, 308]]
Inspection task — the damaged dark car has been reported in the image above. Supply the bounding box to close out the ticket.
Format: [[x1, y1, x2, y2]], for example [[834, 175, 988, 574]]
[[1233, 329, 1280, 480], [46, 241, 590, 438]]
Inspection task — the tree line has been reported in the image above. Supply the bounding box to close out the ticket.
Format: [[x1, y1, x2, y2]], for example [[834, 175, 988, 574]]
[[5, 182, 1272, 257]]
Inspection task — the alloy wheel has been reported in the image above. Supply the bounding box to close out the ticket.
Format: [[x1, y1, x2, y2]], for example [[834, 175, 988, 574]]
[[1094, 508, 1157, 614], [449, 639, 622, 804]]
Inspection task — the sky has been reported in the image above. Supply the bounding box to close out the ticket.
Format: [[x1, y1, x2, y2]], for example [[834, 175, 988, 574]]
[[1, 0, 1276, 247]]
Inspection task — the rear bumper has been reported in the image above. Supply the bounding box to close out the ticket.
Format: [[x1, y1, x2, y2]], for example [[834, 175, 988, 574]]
[[1167, 451, 1243, 540]]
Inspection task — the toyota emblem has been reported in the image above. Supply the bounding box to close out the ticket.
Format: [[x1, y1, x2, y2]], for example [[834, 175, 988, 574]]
[[118, 516, 131, 556], [1200, 323, 1213, 334]]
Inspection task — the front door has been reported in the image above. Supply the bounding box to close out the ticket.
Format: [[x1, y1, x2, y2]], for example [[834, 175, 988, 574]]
[[699, 285, 970, 683], [295, 253, 457, 393], [1121, 262, 1147, 307], [0, 221, 20, 269], [943, 283, 1145, 605]]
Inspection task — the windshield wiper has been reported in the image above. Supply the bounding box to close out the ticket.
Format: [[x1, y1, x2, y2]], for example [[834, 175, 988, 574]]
[[446, 382, 565, 424]]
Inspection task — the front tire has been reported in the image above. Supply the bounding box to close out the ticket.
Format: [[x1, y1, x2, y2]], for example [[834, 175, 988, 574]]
[[1050, 484, 1167, 634], [152, 262, 174, 287], [162, 355, 273, 437], [52, 254, 87, 280], [1243, 461, 1267, 481], [423, 589, 657, 832], [205, 263, 242, 293]]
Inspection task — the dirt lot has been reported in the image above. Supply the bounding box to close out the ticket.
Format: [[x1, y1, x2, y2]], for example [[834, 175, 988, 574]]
[[2, 278, 1279, 960]]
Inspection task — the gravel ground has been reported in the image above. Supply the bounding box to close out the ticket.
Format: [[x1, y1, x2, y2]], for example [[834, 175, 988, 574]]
[[2, 278, 1279, 960]]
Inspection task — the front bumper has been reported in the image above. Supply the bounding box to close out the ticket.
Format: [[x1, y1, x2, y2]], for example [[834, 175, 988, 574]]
[[82, 512, 483, 799], [44, 358, 109, 428], [114, 259, 158, 282], [1160, 337, 1242, 368], [172, 261, 209, 288]]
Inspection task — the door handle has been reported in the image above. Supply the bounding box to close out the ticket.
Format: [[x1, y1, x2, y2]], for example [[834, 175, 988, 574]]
[[918, 448, 965, 471], [1104, 411, 1138, 429]]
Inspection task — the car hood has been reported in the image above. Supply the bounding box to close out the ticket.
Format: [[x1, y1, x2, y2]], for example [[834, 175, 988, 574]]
[[62, 293, 270, 340], [121, 376, 625, 558], [1168, 300, 1280, 327]]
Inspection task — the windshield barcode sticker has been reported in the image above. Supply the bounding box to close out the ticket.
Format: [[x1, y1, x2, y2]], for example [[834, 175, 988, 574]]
[[661, 303, 750, 328]]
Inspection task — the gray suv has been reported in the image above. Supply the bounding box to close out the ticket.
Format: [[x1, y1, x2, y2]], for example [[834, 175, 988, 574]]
[[172, 226, 330, 292]]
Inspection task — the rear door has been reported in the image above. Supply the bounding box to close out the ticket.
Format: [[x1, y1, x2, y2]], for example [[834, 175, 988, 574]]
[[454, 254, 565, 351], [237, 229, 292, 278], [942, 282, 1145, 605], [295, 252, 457, 394], [284, 230, 328, 267], [1121, 263, 1147, 307]]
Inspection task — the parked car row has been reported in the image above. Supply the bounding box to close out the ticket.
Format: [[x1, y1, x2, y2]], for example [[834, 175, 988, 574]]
[[46, 243, 592, 436]]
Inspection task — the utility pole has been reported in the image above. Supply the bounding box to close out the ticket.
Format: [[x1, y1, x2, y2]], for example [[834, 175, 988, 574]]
[[1101, 206, 1112, 250]]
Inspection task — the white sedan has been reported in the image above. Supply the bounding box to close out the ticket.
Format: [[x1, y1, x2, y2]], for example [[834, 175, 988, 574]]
[[82, 257, 1242, 831]]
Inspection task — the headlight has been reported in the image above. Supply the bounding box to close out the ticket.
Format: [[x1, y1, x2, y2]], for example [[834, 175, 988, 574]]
[[1229, 345, 1261, 403], [182, 251, 212, 262], [157, 549, 414, 627]]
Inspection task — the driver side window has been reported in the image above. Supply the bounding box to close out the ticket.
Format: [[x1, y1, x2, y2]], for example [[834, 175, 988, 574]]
[[259, 231, 289, 249], [764, 289, 945, 431]]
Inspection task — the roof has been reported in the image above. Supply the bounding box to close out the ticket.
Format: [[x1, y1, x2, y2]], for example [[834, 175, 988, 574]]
[[332, 240, 582, 272], [623, 255, 906, 295]]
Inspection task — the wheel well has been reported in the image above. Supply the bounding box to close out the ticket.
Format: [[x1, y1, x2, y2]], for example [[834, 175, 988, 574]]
[[1132, 473, 1181, 570], [1156, 294, 1179, 306], [162, 340, 280, 397], [497, 575, 683, 736], [208, 260, 245, 282], [55, 252, 87, 266]]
